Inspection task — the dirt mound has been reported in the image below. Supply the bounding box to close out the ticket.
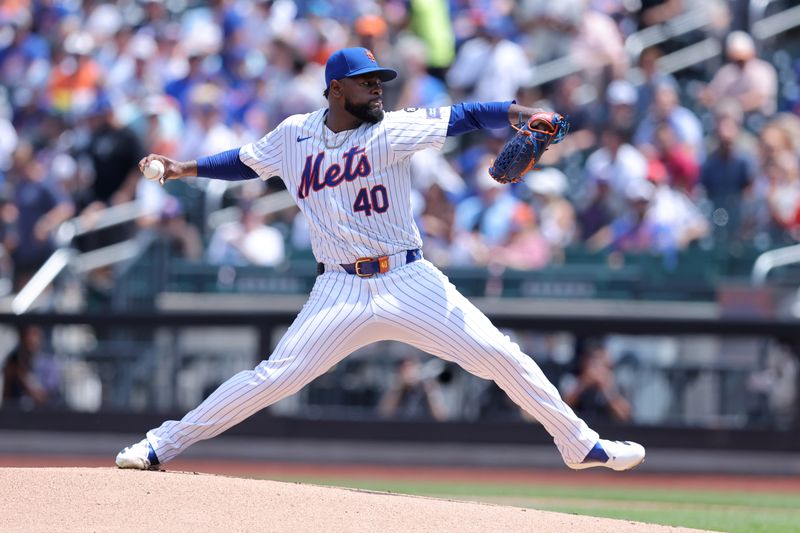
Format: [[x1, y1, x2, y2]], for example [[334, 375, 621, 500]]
[[0, 468, 701, 532]]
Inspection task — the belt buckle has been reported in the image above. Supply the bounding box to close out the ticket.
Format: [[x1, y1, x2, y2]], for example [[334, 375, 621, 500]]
[[354, 257, 374, 278]]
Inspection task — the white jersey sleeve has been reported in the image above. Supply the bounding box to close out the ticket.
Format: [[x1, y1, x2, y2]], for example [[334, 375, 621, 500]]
[[384, 107, 451, 158], [239, 123, 286, 181]]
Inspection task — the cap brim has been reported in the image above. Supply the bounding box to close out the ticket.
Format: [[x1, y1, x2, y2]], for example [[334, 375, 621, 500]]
[[345, 66, 397, 82]]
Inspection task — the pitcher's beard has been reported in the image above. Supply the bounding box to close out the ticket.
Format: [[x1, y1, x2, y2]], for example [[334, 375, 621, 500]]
[[345, 99, 384, 124]]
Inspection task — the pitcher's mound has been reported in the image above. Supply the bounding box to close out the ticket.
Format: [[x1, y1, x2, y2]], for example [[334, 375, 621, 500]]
[[1, 468, 699, 532]]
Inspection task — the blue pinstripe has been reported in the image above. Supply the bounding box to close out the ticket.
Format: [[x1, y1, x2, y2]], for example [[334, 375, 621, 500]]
[[144, 105, 599, 467], [147, 260, 597, 465], [371, 262, 596, 462]]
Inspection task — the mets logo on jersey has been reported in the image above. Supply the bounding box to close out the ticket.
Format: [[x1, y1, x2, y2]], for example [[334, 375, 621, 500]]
[[297, 147, 372, 199], [365, 49, 376, 63]]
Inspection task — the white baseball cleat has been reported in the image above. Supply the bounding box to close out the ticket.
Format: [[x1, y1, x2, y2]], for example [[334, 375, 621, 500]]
[[566, 439, 646, 471], [115, 439, 161, 470]]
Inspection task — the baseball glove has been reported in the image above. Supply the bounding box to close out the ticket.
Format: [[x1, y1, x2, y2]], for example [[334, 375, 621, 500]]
[[488, 112, 569, 184]]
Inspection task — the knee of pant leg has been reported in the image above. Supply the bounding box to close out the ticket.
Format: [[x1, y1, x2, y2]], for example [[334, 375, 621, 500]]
[[482, 345, 532, 372], [472, 330, 523, 355], [252, 358, 288, 385], [252, 354, 330, 394]]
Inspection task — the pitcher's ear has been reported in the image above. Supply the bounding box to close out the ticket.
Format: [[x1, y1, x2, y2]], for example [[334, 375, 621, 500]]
[[329, 79, 344, 98]]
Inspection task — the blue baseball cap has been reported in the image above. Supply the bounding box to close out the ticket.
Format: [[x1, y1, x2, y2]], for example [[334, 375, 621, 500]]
[[324, 47, 397, 89]]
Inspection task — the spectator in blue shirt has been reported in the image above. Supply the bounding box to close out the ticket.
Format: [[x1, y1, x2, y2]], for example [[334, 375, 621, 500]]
[[587, 179, 677, 257], [6, 142, 74, 290], [700, 101, 756, 240]]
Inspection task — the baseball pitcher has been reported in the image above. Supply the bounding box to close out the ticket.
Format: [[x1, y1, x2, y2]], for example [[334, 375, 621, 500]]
[[117, 48, 645, 472]]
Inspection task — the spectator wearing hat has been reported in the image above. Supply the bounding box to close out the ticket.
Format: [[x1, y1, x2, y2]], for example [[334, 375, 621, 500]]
[[587, 179, 677, 256], [583, 125, 648, 217], [47, 31, 101, 114], [351, 14, 400, 112], [354, 14, 390, 54], [527, 167, 577, 250], [700, 31, 778, 119], [605, 78, 639, 133]]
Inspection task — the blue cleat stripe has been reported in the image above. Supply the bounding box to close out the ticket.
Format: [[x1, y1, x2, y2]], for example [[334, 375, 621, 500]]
[[583, 441, 609, 463]]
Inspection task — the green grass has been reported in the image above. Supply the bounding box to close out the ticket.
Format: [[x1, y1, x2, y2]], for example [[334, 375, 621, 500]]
[[263, 476, 800, 533]]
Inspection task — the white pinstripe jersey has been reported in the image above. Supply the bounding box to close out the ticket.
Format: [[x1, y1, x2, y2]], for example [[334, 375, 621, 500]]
[[239, 106, 451, 265]]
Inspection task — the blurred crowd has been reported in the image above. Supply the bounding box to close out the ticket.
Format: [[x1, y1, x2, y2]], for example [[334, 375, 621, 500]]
[[2, 0, 800, 295]]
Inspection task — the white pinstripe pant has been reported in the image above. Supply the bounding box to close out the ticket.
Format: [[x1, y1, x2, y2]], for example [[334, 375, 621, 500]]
[[147, 260, 599, 464]]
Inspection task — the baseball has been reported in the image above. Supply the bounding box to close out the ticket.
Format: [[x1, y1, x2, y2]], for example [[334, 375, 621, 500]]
[[143, 159, 165, 181]]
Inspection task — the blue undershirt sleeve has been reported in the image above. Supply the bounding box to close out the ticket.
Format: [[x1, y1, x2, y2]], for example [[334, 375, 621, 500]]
[[196, 148, 259, 181], [446, 101, 514, 136]]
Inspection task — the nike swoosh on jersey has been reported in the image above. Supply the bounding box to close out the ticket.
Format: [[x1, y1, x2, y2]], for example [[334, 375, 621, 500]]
[[297, 135, 312, 142]]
